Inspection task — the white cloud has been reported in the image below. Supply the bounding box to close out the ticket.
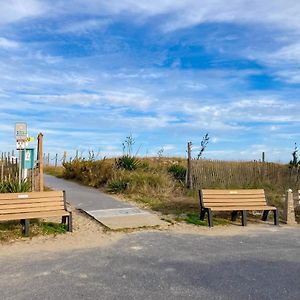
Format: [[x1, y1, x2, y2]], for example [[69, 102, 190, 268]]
[[275, 70, 300, 84], [57, 0, 300, 33], [59, 19, 111, 34], [0, 37, 20, 49], [29, 90, 155, 109], [0, 0, 46, 25], [271, 42, 300, 62]]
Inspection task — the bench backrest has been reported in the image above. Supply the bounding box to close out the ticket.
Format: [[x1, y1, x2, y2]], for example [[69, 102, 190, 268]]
[[200, 189, 267, 208], [0, 191, 66, 218]]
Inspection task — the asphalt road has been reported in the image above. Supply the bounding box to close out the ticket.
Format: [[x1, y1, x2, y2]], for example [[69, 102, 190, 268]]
[[1, 227, 300, 300]]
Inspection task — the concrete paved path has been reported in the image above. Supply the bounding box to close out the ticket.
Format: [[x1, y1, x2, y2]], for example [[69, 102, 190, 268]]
[[1, 227, 300, 299], [45, 175, 133, 211], [45, 175, 166, 229]]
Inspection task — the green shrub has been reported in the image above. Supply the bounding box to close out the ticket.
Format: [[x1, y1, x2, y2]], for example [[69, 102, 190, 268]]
[[63, 158, 113, 188], [168, 164, 187, 183], [107, 179, 128, 193], [115, 155, 140, 171], [108, 169, 176, 198], [0, 180, 31, 193], [41, 222, 67, 234]]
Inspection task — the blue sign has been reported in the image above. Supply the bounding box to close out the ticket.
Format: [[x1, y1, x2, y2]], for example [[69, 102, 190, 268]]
[[21, 148, 35, 169]]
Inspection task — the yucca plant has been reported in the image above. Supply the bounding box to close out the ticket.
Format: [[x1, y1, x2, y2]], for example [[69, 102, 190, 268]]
[[0, 179, 31, 193], [115, 155, 140, 171], [167, 164, 187, 183]]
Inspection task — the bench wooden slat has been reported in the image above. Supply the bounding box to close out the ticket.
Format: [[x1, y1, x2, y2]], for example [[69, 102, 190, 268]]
[[0, 205, 65, 214], [210, 206, 276, 211], [207, 202, 267, 207], [0, 197, 64, 205], [203, 195, 266, 199], [204, 198, 266, 203], [0, 202, 64, 210], [0, 191, 63, 200], [0, 210, 69, 221], [202, 189, 265, 195]]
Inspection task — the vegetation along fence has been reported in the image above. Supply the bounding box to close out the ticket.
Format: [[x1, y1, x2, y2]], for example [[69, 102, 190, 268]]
[[191, 160, 299, 189], [0, 152, 18, 182]]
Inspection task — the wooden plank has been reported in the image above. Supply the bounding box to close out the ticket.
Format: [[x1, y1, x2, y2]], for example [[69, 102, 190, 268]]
[[206, 202, 267, 207], [210, 206, 276, 211], [0, 210, 69, 221], [0, 205, 64, 214], [204, 201, 267, 206], [202, 189, 264, 195], [0, 202, 63, 210], [203, 195, 266, 199], [204, 198, 266, 203], [0, 191, 63, 200], [0, 197, 64, 205]]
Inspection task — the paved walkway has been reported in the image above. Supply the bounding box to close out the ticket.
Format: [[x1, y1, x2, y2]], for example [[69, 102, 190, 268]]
[[45, 175, 166, 229]]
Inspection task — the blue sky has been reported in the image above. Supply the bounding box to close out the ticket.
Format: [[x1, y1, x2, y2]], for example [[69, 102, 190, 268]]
[[0, 1, 300, 161]]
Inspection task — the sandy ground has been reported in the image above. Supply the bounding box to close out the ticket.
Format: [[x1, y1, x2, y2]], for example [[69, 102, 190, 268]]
[[1, 204, 298, 259]]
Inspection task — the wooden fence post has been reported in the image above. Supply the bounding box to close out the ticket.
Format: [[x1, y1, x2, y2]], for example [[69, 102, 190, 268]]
[[63, 151, 67, 164], [55, 153, 58, 167], [187, 142, 193, 189], [37, 133, 44, 192]]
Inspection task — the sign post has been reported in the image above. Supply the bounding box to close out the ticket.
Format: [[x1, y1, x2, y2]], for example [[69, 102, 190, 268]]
[[15, 123, 27, 184]]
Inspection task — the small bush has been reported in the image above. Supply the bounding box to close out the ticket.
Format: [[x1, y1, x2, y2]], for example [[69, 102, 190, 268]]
[[0, 180, 31, 193], [63, 158, 113, 188], [168, 164, 187, 183], [108, 169, 177, 198], [41, 222, 68, 234], [115, 155, 140, 171], [107, 179, 128, 193]]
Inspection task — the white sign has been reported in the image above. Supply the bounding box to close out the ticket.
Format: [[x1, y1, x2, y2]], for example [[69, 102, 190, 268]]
[[15, 123, 27, 138], [16, 140, 26, 150]]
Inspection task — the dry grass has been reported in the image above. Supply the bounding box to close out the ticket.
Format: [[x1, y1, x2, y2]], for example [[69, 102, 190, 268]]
[[0, 220, 67, 243], [192, 160, 300, 209], [45, 157, 300, 224]]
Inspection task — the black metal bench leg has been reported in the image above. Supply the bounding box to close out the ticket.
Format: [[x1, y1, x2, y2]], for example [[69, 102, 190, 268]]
[[241, 211, 247, 226], [231, 211, 238, 221], [68, 213, 73, 232], [24, 220, 30, 237], [274, 209, 279, 226], [262, 210, 269, 221], [200, 209, 206, 221], [207, 209, 213, 227]]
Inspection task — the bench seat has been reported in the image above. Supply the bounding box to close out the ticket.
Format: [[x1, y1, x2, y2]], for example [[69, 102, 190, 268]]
[[0, 191, 72, 236], [199, 189, 278, 227]]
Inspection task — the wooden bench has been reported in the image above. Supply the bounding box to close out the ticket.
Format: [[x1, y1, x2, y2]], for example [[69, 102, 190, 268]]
[[199, 189, 278, 227], [0, 191, 72, 236]]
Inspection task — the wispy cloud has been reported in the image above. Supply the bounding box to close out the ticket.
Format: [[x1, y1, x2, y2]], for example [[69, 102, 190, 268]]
[[0, 0, 46, 25], [0, 37, 20, 49]]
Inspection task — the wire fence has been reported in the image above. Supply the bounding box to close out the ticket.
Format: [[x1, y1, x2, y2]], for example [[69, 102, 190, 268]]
[[43, 150, 102, 167], [191, 159, 300, 191], [0, 152, 19, 182]]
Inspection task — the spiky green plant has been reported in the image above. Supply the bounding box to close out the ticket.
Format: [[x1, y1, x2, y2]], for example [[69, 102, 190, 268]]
[[0, 179, 31, 193], [115, 155, 140, 171]]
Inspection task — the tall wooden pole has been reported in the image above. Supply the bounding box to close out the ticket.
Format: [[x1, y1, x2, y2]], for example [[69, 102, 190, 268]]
[[37, 133, 44, 192], [262, 152, 265, 163], [187, 142, 193, 189], [63, 151, 67, 164]]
